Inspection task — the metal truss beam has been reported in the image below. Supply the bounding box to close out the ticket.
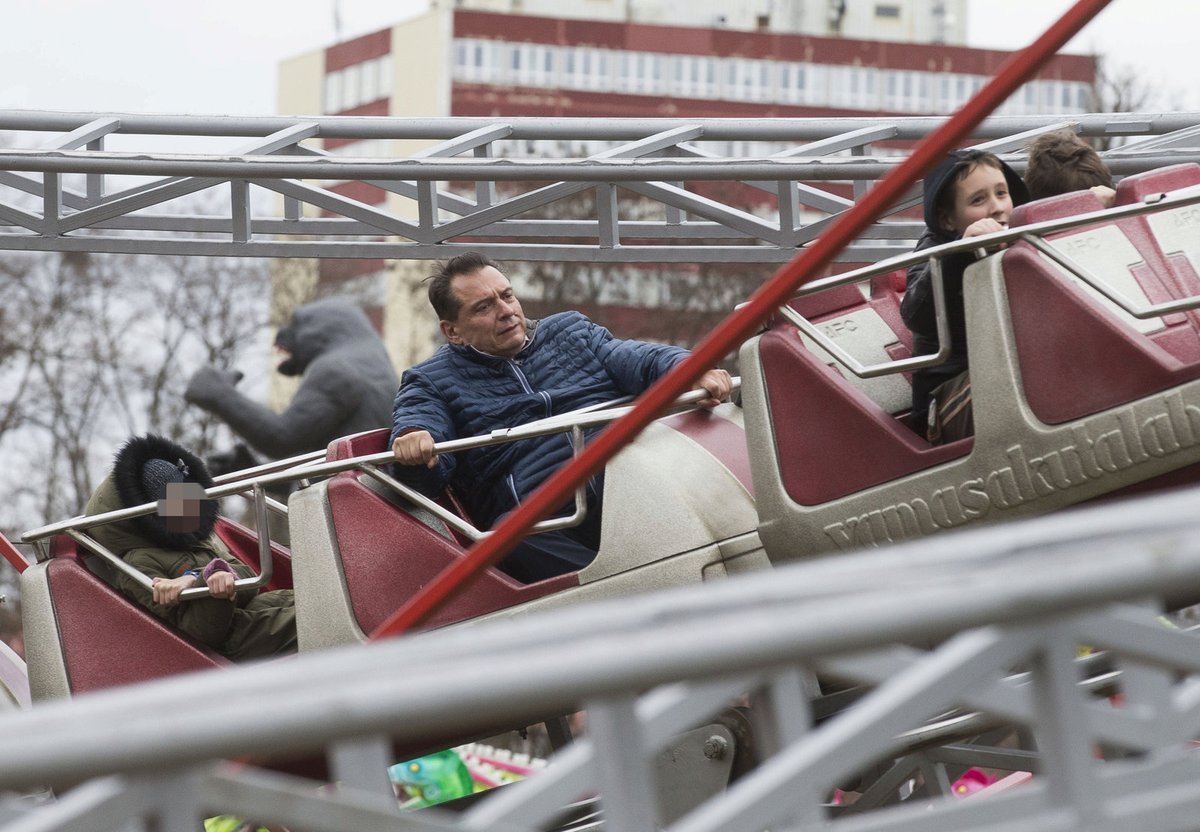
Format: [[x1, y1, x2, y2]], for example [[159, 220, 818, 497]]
[[6, 489, 1200, 830], [1, 111, 1199, 262]]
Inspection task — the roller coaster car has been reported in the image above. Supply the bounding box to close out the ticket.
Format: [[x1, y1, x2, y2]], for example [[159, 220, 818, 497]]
[[288, 403, 760, 650], [741, 164, 1200, 563], [19, 519, 293, 701]]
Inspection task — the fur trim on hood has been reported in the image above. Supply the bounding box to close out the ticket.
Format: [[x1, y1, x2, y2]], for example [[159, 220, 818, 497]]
[[112, 434, 218, 550]]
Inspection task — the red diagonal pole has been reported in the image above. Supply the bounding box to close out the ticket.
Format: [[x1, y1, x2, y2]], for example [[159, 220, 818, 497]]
[[371, 0, 1113, 639], [0, 532, 29, 574]]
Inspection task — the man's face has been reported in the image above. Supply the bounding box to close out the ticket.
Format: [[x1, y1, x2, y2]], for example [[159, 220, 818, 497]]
[[156, 482, 208, 533], [440, 266, 527, 359]]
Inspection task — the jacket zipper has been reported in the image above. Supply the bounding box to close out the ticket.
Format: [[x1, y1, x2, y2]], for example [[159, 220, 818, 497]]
[[507, 360, 552, 418], [505, 360, 567, 510]]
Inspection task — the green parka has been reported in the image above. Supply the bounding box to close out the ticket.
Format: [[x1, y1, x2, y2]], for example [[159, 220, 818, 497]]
[[84, 435, 296, 661]]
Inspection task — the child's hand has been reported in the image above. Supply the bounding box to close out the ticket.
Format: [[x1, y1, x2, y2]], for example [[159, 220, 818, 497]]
[[151, 574, 198, 607], [1090, 185, 1116, 209], [962, 217, 1007, 239], [206, 570, 237, 600]]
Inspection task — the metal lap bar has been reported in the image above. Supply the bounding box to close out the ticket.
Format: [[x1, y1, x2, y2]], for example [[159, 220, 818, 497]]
[[771, 185, 1200, 379], [355, 429, 588, 543], [1023, 233, 1200, 318], [357, 465, 487, 542], [62, 533, 262, 602], [64, 530, 158, 590], [777, 255, 951, 380], [210, 449, 330, 517], [22, 388, 731, 545]]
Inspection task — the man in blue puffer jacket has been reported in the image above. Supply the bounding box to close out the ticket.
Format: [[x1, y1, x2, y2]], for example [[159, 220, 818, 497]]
[[390, 252, 732, 582]]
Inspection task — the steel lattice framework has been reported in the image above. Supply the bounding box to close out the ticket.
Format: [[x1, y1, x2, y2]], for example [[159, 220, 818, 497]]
[[4, 489, 1200, 830], [3, 110, 1200, 262]]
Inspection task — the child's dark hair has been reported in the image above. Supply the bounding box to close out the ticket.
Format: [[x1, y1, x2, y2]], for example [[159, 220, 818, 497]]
[[1024, 130, 1113, 201]]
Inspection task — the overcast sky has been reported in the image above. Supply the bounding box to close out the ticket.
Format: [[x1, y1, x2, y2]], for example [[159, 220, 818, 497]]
[[0, 0, 1193, 117]]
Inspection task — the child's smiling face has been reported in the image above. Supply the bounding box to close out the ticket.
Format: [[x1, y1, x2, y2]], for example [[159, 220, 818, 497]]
[[941, 163, 1013, 235]]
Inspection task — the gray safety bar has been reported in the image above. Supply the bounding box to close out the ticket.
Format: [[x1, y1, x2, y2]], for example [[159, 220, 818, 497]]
[[769, 185, 1200, 380], [21, 384, 739, 584]]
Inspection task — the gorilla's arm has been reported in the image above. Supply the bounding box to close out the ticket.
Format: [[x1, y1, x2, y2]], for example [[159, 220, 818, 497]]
[[186, 362, 364, 459]]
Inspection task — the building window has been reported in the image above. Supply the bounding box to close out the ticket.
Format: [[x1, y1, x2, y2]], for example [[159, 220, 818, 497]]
[[875, 4, 901, 18], [376, 56, 391, 97], [323, 73, 341, 114], [829, 66, 848, 105], [361, 61, 379, 103], [343, 63, 361, 109]]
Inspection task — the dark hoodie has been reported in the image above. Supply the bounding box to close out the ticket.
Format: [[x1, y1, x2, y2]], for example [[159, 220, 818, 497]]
[[84, 435, 296, 661], [900, 150, 1029, 435]]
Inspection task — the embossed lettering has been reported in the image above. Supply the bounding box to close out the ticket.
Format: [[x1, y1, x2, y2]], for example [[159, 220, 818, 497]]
[[985, 467, 1023, 509], [957, 478, 991, 519], [824, 392, 1200, 551]]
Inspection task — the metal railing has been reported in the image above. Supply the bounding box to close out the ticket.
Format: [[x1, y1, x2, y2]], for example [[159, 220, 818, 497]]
[[3, 109, 1200, 262], [3, 486, 1200, 830], [770, 184, 1200, 381], [20, 385, 736, 592]]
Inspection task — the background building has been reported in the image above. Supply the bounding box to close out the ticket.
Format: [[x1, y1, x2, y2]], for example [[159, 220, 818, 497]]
[[276, 0, 1095, 372]]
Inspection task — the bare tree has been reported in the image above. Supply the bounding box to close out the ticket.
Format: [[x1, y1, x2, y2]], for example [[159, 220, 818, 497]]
[[0, 250, 271, 533], [1088, 54, 1159, 150]]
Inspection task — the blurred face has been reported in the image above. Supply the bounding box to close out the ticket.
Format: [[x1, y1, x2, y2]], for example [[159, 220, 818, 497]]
[[440, 266, 528, 358], [942, 163, 1012, 234], [156, 482, 208, 533]]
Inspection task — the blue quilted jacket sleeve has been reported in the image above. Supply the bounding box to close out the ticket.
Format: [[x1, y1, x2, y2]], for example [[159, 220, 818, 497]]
[[388, 368, 458, 496], [588, 321, 688, 394]]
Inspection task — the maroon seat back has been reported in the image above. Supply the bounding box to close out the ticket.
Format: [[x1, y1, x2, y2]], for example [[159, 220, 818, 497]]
[[1013, 185, 1200, 360], [1115, 163, 1200, 205], [323, 429, 577, 632], [1006, 175, 1200, 425], [37, 512, 290, 696], [758, 326, 968, 506], [42, 539, 230, 695], [214, 517, 293, 591]]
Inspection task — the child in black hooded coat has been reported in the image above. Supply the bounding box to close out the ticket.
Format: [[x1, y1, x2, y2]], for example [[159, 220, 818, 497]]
[[84, 434, 296, 661], [901, 149, 1029, 442]]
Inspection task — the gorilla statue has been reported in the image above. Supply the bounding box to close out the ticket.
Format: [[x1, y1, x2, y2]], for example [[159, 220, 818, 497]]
[[185, 298, 400, 462]]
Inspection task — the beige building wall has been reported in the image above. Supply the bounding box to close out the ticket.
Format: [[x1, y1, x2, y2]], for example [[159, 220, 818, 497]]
[[269, 49, 325, 410], [382, 7, 454, 373]]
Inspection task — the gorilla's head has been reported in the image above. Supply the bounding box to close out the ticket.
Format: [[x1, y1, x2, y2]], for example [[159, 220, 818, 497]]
[[274, 298, 378, 377]]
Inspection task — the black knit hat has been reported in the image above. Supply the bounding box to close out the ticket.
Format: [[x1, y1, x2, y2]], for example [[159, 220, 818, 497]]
[[113, 434, 217, 549], [140, 458, 187, 500]]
